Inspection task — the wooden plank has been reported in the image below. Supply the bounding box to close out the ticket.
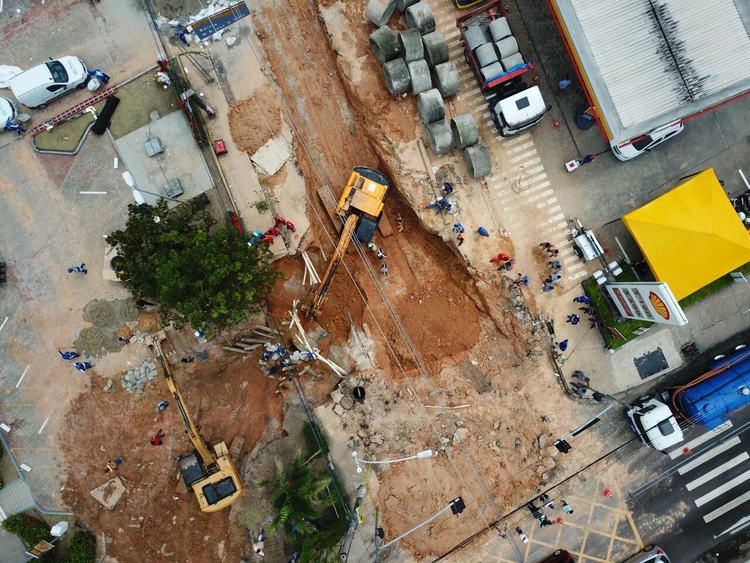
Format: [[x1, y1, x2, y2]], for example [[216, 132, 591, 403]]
[[253, 326, 279, 335], [229, 435, 246, 464], [378, 212, 394, 237], [317, 185, 340, 230], [222, 346, 253, 354], [240, 338, 269, 344]]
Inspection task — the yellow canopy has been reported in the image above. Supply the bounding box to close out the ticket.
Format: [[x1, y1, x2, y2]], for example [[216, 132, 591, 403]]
[[622, 169, 750, 300]]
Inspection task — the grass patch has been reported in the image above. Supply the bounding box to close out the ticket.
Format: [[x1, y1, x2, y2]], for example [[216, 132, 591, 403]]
[[63, 530, 97, 563], [2, 514, 53, 560], [679, 261, 750, 308], [583, 263, 653, 350], [32, 71, 180, 152]]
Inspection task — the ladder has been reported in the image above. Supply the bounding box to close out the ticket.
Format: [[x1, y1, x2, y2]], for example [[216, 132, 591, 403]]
[[29, 86, 118, 136]]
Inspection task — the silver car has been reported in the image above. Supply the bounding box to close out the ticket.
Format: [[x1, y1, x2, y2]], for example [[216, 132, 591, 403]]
[[621, 545, 671, 563]]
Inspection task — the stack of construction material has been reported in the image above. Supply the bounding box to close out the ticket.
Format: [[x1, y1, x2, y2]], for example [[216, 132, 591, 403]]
[[121, 361, 158, 394]]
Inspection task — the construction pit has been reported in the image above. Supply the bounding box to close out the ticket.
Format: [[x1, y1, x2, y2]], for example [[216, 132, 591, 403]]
[[43, 0, 619, 562]]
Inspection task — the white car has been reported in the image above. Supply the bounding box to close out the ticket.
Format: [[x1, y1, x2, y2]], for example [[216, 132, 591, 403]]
[[611, 121, 684, 161], [621, 545, 671, 563], [9, 56, 88, 109]]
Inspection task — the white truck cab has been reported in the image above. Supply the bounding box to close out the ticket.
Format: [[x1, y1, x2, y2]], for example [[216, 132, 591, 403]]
[[490, 85, 546, 136], [626, 394, 683, 451]]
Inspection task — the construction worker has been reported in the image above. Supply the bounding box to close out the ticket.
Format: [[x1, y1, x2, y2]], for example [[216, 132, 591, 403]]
[[104, 457, 123, 474]]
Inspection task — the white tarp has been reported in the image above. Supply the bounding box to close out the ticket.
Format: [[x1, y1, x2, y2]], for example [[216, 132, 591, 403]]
[[0, 65, 22, 88]]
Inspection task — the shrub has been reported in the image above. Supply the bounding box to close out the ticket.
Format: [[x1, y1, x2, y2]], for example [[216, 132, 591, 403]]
[[63, 531, 97, 563], [2, 514, 51, 547]]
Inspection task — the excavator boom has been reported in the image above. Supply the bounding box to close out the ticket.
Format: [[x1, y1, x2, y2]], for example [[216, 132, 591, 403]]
[[152, 332, 243, 512]]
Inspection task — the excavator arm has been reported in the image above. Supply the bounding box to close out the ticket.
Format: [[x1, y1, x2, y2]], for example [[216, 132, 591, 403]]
[[152, 333, 244, 512], [308, 213, 358, 318]]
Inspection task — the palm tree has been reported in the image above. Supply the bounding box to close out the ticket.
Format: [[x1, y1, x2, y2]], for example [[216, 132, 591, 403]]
[[260, 448, 333, 538]]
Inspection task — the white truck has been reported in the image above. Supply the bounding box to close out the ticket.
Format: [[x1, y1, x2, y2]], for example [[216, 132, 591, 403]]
[[626, 392, 684, 451], [457, 0, 547, 136]]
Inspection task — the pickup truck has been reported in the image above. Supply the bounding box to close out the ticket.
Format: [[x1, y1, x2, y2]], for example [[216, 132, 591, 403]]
[[457, 0, 547, 136]]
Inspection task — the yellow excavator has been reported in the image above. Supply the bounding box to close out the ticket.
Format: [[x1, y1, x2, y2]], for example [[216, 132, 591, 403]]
[[152, 332, 243, 512], [307, 166, 392, 318]]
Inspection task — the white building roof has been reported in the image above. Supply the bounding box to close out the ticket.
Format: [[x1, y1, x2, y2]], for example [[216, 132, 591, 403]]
[[552, 0, 750, 145]]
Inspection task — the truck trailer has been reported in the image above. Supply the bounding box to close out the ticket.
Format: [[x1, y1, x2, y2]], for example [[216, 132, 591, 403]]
[[457, 0, 547, 137], [627, 346, 750, 451]]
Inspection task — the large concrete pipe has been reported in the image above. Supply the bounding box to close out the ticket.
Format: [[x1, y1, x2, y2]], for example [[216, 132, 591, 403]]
[[464, 25, 486, 52], [407, 59, 432, 94], [417, 88, 445, 124], [383, 58, 411, 94], [398, 29, 424, 63], [450, 114, 479, 149], [431, 61, 461, 97], [405, 1, 436, 35], [365, 0, 398, 26], [426, 119, 454, 156], [465, 143, 493, 178], [422, 31, 449, 68], [370, 26, 402, 63]]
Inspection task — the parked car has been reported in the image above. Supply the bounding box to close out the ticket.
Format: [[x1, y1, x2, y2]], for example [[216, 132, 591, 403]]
[[621, 545, 671, 563], [0, 96, 20, 126], [9, 56, 88, 109], [610, 121, 684, 161], [538, 549, 575, 563]]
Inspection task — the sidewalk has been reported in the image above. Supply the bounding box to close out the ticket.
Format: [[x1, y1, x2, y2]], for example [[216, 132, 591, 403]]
[[550, 278, 750, 396]]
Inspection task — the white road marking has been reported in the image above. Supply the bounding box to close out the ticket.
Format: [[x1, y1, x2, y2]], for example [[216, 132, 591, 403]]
[[0, 317, 8, 333], [687, 453, 750, 491], [679, 436, 742, 474], [38, 417, 49, 434], [704, 488, 750, 523], [695, 469, 750, 507], [669, 420, 733, 459], [16, 365, 30, 388]]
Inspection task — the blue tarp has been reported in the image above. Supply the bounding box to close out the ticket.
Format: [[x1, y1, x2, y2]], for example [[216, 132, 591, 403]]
[[191, 2, 250, 41]]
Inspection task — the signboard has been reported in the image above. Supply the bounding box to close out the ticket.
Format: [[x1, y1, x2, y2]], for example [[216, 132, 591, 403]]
[[191, 2, 251, 41], [604, 282, 688, 326]]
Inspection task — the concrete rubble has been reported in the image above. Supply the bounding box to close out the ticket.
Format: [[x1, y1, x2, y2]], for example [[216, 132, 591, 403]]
[[121, 361, 158, 394]]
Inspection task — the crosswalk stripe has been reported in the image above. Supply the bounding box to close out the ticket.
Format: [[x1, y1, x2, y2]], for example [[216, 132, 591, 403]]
[[567, 271, 589, 281], [695, 468, 750, 507], [678, 436, 742, 474], [669, 420, 734, 459], [687, 453, 750, 491], [704, 488, 750, 523]]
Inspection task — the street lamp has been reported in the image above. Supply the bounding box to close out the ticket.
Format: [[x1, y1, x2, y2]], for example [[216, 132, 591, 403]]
[[352, 449, 433, 473], [374, 496, 466, 562]]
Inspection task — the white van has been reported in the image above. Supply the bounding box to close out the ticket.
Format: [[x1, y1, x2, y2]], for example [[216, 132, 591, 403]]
[[610, 121, 684, 161], [0, 96, 19, 127], [9, 56, 88, 109]]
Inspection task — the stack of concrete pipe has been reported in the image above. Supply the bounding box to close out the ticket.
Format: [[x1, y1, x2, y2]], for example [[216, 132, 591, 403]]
[[367, 0, 485, 171]]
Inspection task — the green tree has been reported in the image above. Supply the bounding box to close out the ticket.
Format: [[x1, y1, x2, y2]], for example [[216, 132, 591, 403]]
[[260, 448, 333, 537], [106, 200, 280, 333]]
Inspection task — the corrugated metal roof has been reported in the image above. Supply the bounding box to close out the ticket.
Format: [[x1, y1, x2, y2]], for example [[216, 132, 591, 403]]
[[558, 0, 750, 142]]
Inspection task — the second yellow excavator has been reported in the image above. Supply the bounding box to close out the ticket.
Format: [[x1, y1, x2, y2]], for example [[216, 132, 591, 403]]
[[152, 332, 243, 512]]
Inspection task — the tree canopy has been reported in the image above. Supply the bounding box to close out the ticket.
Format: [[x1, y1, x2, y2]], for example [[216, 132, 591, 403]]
[[106, 199, 280, 333]]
